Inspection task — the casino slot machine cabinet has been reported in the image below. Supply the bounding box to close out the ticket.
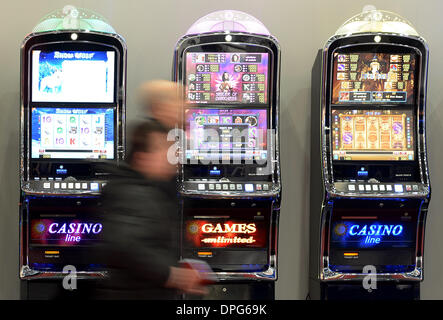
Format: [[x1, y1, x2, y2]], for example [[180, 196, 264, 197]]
[[19, 7, 126, 299], [309, 9, 430, 300], [173, 10, 281, 299]]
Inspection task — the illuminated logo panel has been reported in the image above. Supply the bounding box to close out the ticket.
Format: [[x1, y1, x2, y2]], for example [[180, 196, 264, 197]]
[[185, 220, 267, 248], [30, 219, 103, 246], [331, 221, 414, 249]]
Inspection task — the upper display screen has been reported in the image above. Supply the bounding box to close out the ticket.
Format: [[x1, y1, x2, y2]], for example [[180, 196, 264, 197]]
[[32, 50, 115, 103], [184, 108, 268, 163], [31, 107, 115, 160], [332, 109, 414, 161], [185, 52, 268, 104], [332, 52, 416, 104]]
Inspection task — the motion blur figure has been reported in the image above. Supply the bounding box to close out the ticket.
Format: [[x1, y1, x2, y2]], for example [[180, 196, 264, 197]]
[[138, 79, 183, 129], [92, 81, 206, 299]]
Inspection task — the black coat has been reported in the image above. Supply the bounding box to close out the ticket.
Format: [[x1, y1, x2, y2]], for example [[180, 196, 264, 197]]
[[92, 163, 180, 299]]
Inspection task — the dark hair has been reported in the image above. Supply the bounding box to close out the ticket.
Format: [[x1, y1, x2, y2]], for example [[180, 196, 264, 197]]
[[126, 119, 169, 163]]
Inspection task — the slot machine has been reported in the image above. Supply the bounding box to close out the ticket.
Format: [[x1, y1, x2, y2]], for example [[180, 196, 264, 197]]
[[19, 7, 126, 299], [309, 9, 430, 300], [173, 10, 281, 299]]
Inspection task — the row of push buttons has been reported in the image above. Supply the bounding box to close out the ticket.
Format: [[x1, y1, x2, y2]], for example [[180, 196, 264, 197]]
[[42, 182, 101, 192], [347, 184, 419, 192], [197, 183, 269, 192]]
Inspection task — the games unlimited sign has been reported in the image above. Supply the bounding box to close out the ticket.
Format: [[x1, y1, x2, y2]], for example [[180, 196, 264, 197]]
[[185, 220, 266, 248], [31, 219, 103, 246]]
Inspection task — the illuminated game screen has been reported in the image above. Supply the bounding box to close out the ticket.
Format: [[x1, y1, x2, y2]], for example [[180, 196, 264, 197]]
[[184, 108, 268, 163], [185, 52, 268, 104], [332, 109, 414, 161], [32, 50, 115, 103], [330, 220, 415, 249], [31, 107, 115, 159], [332, 52, 416, 104]]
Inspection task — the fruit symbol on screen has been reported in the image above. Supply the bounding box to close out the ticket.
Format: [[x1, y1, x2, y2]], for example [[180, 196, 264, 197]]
[[393, 122, 403, 134], [70, 116, 76, 123], [235, 117, 243, 124], [57, 127, 63, 134], [343, 132, 353, 144]]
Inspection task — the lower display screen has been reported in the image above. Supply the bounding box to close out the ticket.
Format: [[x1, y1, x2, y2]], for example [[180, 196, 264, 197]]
[[332, 108, 414, 161], [31, 107, 115, 159], [184, 108, 268, 163], [330, 220, 415, 249]]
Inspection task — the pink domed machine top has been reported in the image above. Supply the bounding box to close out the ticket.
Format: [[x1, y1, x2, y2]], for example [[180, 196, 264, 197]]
[[173, 10, 281, 300]]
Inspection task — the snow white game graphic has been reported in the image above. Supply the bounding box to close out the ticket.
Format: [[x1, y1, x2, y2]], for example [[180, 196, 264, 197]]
[[32, 50, 115, 103], [186, 52, 268, 104]]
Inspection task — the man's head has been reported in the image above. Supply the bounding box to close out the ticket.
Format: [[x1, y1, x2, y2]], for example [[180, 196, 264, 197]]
[[138, 80, 183, 129], [127, 120, 176, 180]]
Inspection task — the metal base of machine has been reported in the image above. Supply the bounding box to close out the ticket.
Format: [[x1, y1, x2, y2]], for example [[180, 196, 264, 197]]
[[183, 282, 275, 300], [309, 279, 420, 300]]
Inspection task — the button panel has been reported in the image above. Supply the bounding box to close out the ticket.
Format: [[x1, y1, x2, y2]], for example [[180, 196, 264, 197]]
[[27, 180, 106, 193], [335, 182, 425, 195], [183, 182, 274, 193]]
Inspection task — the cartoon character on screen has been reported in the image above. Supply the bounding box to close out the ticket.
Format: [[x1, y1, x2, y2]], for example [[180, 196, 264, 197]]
[[369, 55, 381, 80], [39, 62, 62, 94], [219, 72, 234, 95]]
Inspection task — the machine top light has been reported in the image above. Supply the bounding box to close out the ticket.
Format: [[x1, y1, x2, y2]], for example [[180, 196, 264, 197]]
[[334, 8, 419, 37], [31, 5, 117, 34], [185, 10, 271, 36]]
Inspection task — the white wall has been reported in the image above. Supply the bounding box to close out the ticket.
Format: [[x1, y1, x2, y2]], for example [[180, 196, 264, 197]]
[[1, 0, 443, 299]]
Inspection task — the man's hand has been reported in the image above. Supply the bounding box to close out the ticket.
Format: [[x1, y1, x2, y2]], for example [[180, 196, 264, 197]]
[[165, 266, 208, 295]]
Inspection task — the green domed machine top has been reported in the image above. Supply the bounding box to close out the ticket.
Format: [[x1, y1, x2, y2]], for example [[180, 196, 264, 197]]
[[19, 5, 127, 299]]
